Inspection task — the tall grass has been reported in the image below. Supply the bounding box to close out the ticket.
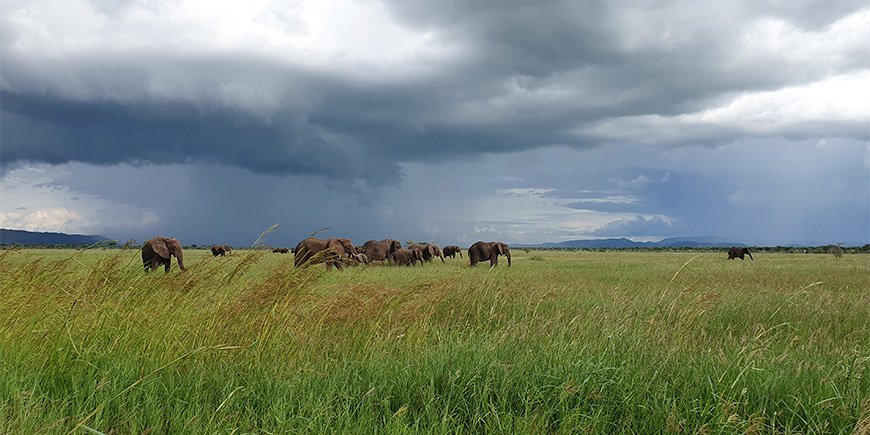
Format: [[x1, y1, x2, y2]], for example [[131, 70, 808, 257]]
[[0, 248, 867, 433]]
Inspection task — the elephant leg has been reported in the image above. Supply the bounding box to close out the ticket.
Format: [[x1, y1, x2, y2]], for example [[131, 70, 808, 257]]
[[163, 259, 170, 273]]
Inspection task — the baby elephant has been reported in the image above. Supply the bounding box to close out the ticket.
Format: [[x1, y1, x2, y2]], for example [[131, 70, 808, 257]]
[[211, 245, 231, 256], [391, 248, 424, 266], [443, 245, 462, 258], [727, 247, 753, 260]]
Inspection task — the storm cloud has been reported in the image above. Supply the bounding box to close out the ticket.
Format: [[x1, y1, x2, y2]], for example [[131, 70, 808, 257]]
[[1, 0, 868, 245]]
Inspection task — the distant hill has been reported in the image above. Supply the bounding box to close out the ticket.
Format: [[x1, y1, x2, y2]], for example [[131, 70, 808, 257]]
[[518, 236, 750, 249], [0, 229, 110, 246]]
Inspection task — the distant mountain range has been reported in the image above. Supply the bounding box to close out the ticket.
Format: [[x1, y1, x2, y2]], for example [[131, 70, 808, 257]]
[[516, 236, 753, 249], [0, 229, 110, 246]]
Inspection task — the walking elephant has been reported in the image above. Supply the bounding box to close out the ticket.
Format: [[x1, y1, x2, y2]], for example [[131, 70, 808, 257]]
[[727, 247, 753, 260], [362, 239, 402, 263], [293, 237, 355, 268], [409, 243, 445, 263], [142, 237, 186, 273], [391, 248, 424, 266], [468, 241, 511, 267], [443, 245, 462, 258]]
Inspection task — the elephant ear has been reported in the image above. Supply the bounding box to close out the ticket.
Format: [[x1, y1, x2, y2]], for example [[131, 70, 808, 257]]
[[151, 238, 171, 259]]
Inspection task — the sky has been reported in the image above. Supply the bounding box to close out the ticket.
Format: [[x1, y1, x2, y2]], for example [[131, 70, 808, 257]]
[[1, 0, 868, 247]]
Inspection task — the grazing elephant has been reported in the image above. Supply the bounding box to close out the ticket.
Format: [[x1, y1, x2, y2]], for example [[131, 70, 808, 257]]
[[142, 237, 186, 273], [392, 248, 424, 266], [409, 243, 445, 263], [293, 237, 355, 268], [362, 239, 402, 263], [443, 245, 462, 258], [468, 241, 511, 267], [272, 247, 290, 253], [728, 247, 753, 260], [211, 245, 231, 256]]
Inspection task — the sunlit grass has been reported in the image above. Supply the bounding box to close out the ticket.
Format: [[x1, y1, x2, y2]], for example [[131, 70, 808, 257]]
[[0, 248, 868, 433]]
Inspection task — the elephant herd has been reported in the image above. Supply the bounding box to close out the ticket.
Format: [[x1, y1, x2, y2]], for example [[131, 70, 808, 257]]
[[290, 238, 511, 270], [140, 236, 511, 273], [141, 235, 752, 273]]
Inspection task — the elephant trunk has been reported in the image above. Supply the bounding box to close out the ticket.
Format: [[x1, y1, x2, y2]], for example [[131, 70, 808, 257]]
[[176, 249, 186, 270], [506, 250, 511, 267]]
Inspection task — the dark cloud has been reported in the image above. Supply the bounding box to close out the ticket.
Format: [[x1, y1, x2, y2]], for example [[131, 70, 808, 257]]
[[2, 1, 867, 186], [1, 1, 867, 246]]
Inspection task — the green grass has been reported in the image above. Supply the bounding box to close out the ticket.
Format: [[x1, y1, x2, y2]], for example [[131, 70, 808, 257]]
[[1, 248, 868, 433]]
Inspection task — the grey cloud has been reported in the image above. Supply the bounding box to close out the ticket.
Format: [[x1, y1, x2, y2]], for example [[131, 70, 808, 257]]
[[2, 1, 868, 186]]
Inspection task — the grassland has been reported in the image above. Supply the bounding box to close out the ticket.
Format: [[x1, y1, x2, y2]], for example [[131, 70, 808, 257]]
[[0, 248, 868, 433]]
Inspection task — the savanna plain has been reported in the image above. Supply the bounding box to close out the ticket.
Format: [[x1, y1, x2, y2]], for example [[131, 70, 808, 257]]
[[0, 248, 868, 433]]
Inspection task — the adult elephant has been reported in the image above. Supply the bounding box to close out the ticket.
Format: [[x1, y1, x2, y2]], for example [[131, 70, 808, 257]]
[[142, 237, 186, 273], [392, 248, 423, 266], [443, 245, 462, 258], [272, 247, 290, 253], [363, 239, 402, 263], [727, 247, 753, 260], [468, 241, 511, 267], [293, 237, 355, 268], [409, 243, 445, 263], [211, 245, 231, 256]]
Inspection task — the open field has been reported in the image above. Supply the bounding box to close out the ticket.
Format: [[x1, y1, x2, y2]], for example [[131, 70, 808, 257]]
[[1, 248, 868, 433]]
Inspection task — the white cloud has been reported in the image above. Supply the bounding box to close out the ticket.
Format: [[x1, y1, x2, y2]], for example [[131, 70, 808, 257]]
[[683, 72, 870, 129], [739, 9, 870, 68], [0, 207, 87, 232], [0, 164, 161, 235], [608, 175, 652, 190], [582, 71, 870, 143], [588, 215, 676, 237], [496, 187, 554, 196]]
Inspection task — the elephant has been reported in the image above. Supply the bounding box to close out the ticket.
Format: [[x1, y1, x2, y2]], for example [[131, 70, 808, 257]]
[[468, 241, 511, 267], [391, 248, 424, 266], [211, 245, 231, 256], [728, 247, 753, 260], [362, 239, 402, 263], [272, 247, 290, 253], [443, 245, 462, 258], [293, 237, 355, 268], [142, 237, 186, 273], [409, 243, 445, 263]]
